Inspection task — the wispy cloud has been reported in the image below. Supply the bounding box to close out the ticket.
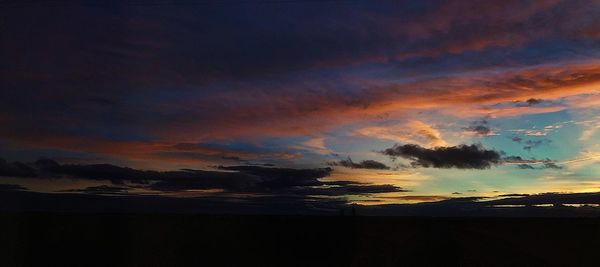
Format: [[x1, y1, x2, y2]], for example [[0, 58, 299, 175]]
[[355, 121, 447, 147]]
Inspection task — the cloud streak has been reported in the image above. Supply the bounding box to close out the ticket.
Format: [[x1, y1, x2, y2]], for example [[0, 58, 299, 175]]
[[328, 158, 390, 170], [355, 121, 447, 147]]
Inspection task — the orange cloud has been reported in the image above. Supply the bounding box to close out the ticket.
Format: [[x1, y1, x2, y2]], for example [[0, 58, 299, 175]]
[[289, 137, 332, 155], [2, 61, 599, 160], [355, 121, 447, 147]]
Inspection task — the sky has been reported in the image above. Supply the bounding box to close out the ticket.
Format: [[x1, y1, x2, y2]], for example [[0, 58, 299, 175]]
[[1, 0, 600, 212]]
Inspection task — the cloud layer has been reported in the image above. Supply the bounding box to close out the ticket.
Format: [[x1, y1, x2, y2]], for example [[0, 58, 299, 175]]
[[0, 158, 405, 198], [1, 0, 599, 208], [1, 0, 600, 163]]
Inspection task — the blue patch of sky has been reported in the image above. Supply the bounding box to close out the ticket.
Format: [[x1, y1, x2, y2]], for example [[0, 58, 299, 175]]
[[481, 110, 578, 161]]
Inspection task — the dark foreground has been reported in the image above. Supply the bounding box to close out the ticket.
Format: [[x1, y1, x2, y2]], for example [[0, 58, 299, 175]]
[[2, 214, 600, 267]]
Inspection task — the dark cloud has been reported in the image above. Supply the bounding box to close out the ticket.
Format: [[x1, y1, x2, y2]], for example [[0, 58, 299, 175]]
[[64, 185, 129, 195], [328, 157, 390, 170], [147, 168, 406, 196], [517, 164, 536, 169], [0, 159, 37, 177], [221, 156, 245, 161], [502, 156, 553, 163], [543, 162, 563, 169], [380, 144, 501, 169], [465, 125, 492, 136], [146, 169, 272, 193], [502, 156, 528, 162], [3, 0, 595, 88], [504, 156, 562, 170], [523, 139, 552, 152], [0, 158, 403, 197], [526, 98, 544, 106], [217, 165, 332, 188], [511, 136, 556, 153], [35, 160, 161, 184], [463, 118, 493, 136], [0, 184, 27, 191], [511, 136, 523, 143], [499, 194, 530, 197], [288, 184, 407, 196], [487, 192, 600, 206], [516, 98, 545, 107]]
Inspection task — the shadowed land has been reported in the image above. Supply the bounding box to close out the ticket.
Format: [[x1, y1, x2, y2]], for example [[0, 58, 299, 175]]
[[2, 213, 600, 267]]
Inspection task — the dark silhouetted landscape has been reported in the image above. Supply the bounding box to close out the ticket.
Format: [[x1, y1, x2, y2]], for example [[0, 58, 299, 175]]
[[3, 213, 600, 266]]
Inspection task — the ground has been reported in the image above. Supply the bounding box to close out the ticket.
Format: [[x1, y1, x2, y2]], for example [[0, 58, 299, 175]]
[[2, 214, 600, 266]]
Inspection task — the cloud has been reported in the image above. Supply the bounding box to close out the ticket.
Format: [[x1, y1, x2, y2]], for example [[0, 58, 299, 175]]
[[559, 151, 600, 168], [526, 98, 544, 106], [579, 118, 600, 141], [543, 162, 563, 169], [509, 123, 563, 137], [487, 192, 600, 206], [289, 184, 407, 196], [355, 121, 447, 147], [289, 137, 331, 155], [3, 0, 587, 87], [380, 144, 501, 169], [464, 125, 492, 137], [1, 1, 599, 185], [328, 157, 390, 170], [523, 139, 552, 152], [216, 165, 332, 188], [502, 156, 538, 163], [4, 59, 598, 156], [0, 158, 404, 197], [0, 135, 302, 169], [516, 163, 562, 170], [498, 193, 530, 197], [515, 98, 545, 107], [143, 164, 407, 196], [63, 185, 129, 195], [0, 184, 28, 191], [34, 159, 162, 184], [376, 195, 450, 202], [567, 93, 600, 110], [463, 117, 497, 137], [0, 159, 37, 178], [503, 156, 562, 170], [517, 164, 536, 169]]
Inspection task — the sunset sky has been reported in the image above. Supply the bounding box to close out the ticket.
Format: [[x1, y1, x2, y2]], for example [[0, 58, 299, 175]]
[[1, 0, 600, 209]]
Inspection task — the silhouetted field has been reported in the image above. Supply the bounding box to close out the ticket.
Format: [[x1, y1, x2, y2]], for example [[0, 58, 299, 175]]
[[2, 213, 600, 266]]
